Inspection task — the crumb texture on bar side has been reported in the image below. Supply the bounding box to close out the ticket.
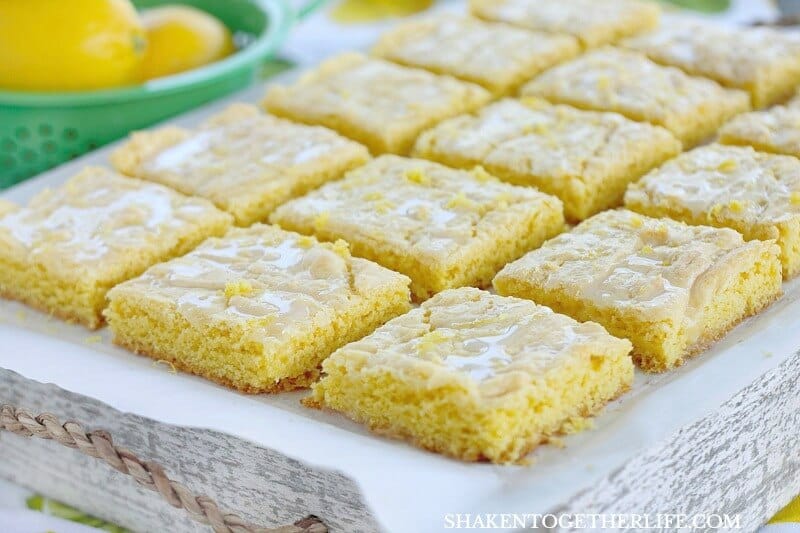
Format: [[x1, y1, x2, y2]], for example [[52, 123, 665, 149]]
[[262, 53, 491, 155], [111, 103, 370, 226], [625, 144, 800, 279], [270, 155, 564, 300], [310, 287, 634, 463], [414, 98, 681, 221], [105, 224, 411, 393], [493, 209, 782, 372], [521, 47, 751, 148], [623, 20, 800, 108], [372, 14, 580, 95], [0, 167, 232, 329], [469, 0, 660, 48], [719, 92, 800, 158]]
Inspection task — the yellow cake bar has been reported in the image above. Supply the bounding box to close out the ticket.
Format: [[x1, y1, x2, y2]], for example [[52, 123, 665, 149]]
[[719, 92, 800, 158], [309, 287, 634, 463], [0, 199, 16, 218], [105, 224, 411, 393], [0, 167, 232, 329], [372, 14, 579, 96], [111, 103, 370, 227], [470, 0, 660, 49], [262, 53, 491, 155], [625, 144, 800, 279], [521, 47, 751, 148], [270, 155, 564, 300], [414, 98, 681, 221], [494, 209, 782, 372], [623, 21, 800, 109]]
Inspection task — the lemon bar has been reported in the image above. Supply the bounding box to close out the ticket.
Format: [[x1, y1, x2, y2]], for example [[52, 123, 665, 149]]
[[521, 47, 751, 148], [414, 98, 681, 221], [625, 144, 800, 279], [494, 209, 782, 372], [270, 155, 564, 300], [262, 53, 491, 155], [105, 225, 411, 393], [624, 22, 800, 108], [470, 0, 660, 49], [371, 14, 579, 96], [0, 199, 16, 218], [0, 167, 233, 329], [719, 93, 800, 158], [309, 287, 634, 463], [111, 104, 369, 227]]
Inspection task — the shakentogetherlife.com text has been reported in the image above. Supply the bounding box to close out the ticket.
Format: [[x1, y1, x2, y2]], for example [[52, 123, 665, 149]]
[[443, 513, 742, 530]]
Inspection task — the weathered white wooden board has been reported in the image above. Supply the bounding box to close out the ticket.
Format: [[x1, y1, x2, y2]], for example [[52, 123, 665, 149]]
[[1, 349, 798, 533], [0, 370, 379, 533]]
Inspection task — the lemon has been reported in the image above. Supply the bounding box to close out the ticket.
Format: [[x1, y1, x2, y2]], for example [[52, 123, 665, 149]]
[[139, 5, 235, 81], [331, 0, 434, 23], [0, 0, 146, 91]]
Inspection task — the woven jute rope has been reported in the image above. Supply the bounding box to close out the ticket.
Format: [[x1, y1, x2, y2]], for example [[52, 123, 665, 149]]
[[0, 405, 327, 533]]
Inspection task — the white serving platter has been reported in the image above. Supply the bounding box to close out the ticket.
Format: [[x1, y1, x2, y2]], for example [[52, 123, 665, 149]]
[[1, 72, 799, 533]]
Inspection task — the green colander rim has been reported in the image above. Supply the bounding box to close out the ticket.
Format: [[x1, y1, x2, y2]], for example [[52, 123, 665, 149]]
[[0, 0, 318, 107]]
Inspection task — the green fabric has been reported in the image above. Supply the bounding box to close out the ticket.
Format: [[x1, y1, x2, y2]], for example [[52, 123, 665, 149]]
[[661, 0, 731, 13], [26, 495, 130, 533]]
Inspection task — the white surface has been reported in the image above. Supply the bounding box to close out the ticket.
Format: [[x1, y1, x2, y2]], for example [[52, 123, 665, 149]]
[[765, 526, 800, 533], [2, 1, 797, 532], [3, 79, 800, 533]]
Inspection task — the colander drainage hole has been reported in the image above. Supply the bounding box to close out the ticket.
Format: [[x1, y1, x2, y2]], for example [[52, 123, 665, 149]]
[[15, 127, 30, 141]]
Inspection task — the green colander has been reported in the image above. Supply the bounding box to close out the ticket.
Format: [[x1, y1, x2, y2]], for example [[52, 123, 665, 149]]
[[0, 0, 325, 189]]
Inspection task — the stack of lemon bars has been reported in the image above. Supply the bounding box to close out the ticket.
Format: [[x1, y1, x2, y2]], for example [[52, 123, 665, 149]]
[[2, 0, 800, 464]]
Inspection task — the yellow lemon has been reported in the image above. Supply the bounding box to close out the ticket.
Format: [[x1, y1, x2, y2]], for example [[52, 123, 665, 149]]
[[0, 0, 146, 91], [139, 5, 235, 81], [331, 0, 434, 23]]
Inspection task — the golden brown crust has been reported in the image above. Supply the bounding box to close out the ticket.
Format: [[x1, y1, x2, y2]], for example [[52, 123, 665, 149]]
[[521, 48, 750, 148], [113, 336, 321, 394], [262, 53, 492, 155], [0, 288, 101, 330], [631, 289, 782, 372], [309, 379, 632, 464], [271, 155, 564, 300]]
